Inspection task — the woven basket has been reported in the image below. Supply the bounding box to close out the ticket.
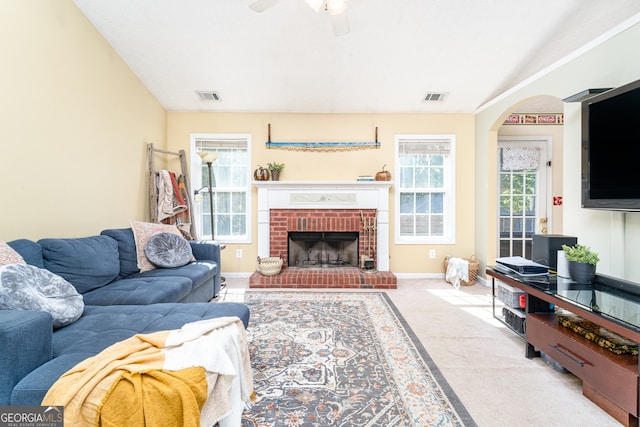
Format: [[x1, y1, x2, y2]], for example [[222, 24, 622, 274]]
[[444, 255, 479, 286], [257, 256, 283, 276]]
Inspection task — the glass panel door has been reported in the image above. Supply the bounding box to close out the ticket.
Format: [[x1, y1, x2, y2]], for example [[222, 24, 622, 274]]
[[497, 138, 548, 259]]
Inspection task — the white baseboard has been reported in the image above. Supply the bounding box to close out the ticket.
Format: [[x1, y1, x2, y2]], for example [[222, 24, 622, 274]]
[[221, 272, 253, 279], [393, 273, 444, 279]]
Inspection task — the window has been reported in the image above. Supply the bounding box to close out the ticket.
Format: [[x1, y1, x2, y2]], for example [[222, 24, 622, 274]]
[[395, 134, 455, 244], [190, 134, 251, 243]]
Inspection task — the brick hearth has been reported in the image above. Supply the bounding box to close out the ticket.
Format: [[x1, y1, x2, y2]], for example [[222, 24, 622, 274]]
[[249, 267, 397, 289]]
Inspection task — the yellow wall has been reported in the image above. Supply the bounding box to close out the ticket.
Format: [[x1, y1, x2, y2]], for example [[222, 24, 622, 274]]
[[0, 1, 166, 241], [167, 112, 475, 274]]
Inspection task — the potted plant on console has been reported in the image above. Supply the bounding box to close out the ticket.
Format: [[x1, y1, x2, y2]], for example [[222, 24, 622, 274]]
[[562, 243, 600, 283], [267, 162, 285, 181]]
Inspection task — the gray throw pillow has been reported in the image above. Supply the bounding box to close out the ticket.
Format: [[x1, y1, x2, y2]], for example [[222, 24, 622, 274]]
[[0, 264, 84, 328], [143, 232, 193, 268]]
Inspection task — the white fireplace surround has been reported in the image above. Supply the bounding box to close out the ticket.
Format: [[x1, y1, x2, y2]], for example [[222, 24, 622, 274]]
[[254, 181, 393, 271]]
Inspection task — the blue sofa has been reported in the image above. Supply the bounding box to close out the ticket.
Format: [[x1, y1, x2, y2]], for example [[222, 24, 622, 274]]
[[0, 228, 250, 406]]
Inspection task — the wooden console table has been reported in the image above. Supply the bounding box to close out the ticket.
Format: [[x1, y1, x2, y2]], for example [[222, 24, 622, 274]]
[[487, 267, 640, 427]]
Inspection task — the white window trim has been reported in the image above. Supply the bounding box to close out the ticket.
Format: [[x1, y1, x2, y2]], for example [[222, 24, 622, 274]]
[[190, 133, 252, 244], [394, 134, 456, 245]]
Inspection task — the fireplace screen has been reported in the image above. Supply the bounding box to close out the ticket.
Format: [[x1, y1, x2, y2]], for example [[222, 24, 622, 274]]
[[288, 232, 359, 268]]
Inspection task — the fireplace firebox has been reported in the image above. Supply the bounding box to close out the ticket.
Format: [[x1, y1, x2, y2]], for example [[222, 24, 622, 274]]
[[288, 231, 359, 268]]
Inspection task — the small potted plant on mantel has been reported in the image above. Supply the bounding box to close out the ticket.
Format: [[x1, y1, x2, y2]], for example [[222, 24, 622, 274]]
[[267, 162, 285, 181], [562, 243, 600, 283]]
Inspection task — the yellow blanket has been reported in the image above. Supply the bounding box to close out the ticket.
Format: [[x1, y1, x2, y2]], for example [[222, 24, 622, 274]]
[[42, 316, 253, 427]]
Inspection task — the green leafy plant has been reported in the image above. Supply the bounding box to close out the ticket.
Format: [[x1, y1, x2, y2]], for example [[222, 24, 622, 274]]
[[267, 162, 285, 172], [562, 244, 600, 265]]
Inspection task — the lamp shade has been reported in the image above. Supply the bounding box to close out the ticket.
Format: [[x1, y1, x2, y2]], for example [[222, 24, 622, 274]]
[[198, 151, 219, 163]]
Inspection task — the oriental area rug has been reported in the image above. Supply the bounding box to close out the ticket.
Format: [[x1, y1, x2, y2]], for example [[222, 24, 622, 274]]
[[238, 291, 476, 427]]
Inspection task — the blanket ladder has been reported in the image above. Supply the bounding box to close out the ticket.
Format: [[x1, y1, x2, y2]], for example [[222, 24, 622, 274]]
[[147, 143, 198, 239]]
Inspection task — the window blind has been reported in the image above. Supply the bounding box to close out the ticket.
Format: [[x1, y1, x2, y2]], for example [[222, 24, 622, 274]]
[[398, 139, 451, 155]]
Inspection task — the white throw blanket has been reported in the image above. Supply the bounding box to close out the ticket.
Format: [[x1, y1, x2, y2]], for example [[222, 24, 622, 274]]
[[445, 257, 469, 289]]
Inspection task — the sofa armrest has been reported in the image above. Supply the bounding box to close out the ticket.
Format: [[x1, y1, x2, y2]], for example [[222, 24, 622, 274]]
[[0, 311, 53, 405], [189, 240, 222, 296], [189, 239, 221, 262]]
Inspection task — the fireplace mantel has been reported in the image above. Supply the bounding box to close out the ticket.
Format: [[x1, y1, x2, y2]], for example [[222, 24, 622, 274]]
[[254, 180, 393, 271], [253, 180, 393, 188]]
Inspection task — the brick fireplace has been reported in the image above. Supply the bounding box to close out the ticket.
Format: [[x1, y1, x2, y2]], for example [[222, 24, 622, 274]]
[[269, 208, 376, 268], [249, 181, 397, 288]]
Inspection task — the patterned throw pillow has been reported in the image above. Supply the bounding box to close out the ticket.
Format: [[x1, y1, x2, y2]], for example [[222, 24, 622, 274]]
[[0, 241, 25, 266], [130, 220, 192, 272], [144, 232, 193, 268], [0, 264, 84, 328]]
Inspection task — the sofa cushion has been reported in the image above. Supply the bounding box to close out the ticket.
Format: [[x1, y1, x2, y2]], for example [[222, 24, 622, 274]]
[[0, 264, 84, 328], [81, 276, 193, 306], [0, 241, 25, 266], [39, 236, 120, 294], [12, 302, 251, 405], [6, 239, 44, 268], [131, 220, 189, 272], [100, 228, 139, 278], [144, 232, 193, 268], [133, 261, 217, 291], [53, 303, 251, 355]]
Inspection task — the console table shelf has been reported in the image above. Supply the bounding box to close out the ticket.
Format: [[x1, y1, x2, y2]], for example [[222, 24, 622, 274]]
[[487, 267, 640, 427]]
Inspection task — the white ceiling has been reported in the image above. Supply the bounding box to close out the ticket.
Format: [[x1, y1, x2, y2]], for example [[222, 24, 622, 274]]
[[73, 0, 640, 114]]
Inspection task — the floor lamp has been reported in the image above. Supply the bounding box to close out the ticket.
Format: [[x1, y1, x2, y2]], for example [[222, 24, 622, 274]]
[[197, 151, 219, 240]]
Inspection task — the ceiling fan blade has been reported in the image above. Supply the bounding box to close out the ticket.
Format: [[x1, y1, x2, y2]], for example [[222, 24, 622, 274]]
[[330, 10, 349, 36], [249, 0, 281, 13]]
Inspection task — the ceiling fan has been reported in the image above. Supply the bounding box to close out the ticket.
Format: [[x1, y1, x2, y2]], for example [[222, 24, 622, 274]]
[[249, 0, 350, 36]]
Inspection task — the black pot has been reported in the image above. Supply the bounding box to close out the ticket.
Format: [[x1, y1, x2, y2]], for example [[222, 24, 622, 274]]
[[568, 261, 596, 283]]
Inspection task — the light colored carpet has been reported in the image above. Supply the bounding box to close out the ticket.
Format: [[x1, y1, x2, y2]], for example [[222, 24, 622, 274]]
[[238, 291, 474, 426], [219, 278, 623, 427]]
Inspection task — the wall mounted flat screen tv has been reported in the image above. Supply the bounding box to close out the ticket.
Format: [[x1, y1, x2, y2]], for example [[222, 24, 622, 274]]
[[582, 78, 640, 211]]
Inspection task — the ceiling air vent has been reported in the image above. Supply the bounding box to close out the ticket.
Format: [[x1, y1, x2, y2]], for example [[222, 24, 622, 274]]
[[195, 91, 221, 101], [423, 92, 448, 102]]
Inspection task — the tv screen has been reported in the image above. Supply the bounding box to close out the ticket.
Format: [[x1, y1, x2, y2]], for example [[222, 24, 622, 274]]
[[582, 78, 640, 210]]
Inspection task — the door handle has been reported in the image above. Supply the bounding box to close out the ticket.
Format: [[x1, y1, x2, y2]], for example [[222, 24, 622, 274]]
[[539, 218, 548, 234]]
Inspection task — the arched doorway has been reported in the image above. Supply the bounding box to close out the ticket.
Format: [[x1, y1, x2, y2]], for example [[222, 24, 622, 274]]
[[490, 95, 565, 263]]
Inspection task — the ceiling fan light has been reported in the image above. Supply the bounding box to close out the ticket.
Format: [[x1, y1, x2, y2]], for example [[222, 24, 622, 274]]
[[327, 0, 347, 15], [305, 0, 324, 12]]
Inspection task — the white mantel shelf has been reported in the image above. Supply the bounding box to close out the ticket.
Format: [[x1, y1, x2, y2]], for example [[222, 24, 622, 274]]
[[254, 180, 393, 272], [252, 180, 394, 189]]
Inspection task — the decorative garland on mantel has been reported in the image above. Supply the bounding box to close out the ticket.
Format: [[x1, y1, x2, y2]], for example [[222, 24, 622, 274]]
[[503, 113, 564, 125], [264, 124, 381, 151]]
